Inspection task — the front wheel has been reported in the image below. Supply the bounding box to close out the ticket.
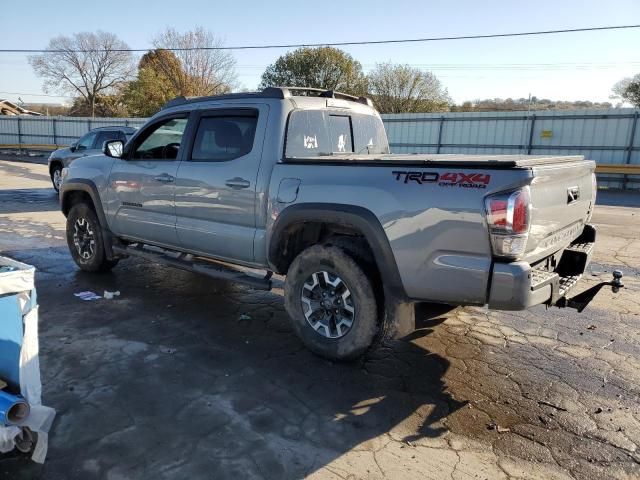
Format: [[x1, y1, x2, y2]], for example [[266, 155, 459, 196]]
[[51, 164, 63, 192], [284, 245, 379, 361], [66, 203, 118, 272]]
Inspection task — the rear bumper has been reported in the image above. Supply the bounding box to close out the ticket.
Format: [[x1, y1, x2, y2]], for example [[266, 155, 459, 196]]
[[487, 225, 596, 310]]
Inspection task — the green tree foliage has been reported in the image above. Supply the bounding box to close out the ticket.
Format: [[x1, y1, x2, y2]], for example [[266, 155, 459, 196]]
[[68, 94, 128, 117], [122, 50, 180, 117], [367, 62, 451, 113], [260, 47, 368, 96], [612, 74, 640, 108]]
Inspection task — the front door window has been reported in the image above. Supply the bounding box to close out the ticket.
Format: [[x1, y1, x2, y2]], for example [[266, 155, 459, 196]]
[[132, 118, 188, 160], [76, 131, 97, 151]]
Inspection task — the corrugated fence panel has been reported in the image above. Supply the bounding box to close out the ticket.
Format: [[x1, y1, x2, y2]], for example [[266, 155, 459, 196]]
[[19, 117, 53, 145], [0, 117, 19, 144], [1, 110, 638, 188], [0, 116, 149, 146], [382, 109, 639, 189]]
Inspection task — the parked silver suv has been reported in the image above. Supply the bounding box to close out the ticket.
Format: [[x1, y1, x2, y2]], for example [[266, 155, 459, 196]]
[[48, 126, 136, 191]]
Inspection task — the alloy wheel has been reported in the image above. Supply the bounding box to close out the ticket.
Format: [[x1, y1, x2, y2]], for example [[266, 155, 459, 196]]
[[73, 217, 96, 260], [300, 271, 355, 338]]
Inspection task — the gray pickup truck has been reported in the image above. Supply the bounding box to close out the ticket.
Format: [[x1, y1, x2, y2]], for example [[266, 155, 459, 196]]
[[59, 87, 616, 360]]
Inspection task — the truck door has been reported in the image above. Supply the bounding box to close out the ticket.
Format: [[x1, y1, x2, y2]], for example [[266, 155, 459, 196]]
[[108, 114, 191, 248], [174, 106, 268, 264]]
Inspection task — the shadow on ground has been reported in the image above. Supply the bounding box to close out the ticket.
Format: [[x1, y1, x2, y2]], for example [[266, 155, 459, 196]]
[[0, 189, 60, 214], [0, 161, 51, 184], [1, 246, 466, 479]]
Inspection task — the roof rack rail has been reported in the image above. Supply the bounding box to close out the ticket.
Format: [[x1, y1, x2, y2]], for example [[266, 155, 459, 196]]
[[276, 87, 373, 107], [161, 87, 373, 110]]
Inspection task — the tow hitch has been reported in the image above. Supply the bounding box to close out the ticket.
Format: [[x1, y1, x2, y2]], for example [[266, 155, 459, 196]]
[[556, 270, 624, 313]]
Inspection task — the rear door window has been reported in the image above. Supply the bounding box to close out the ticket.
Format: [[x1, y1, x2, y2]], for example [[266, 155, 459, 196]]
[[191, 113, 258, 161], [94, 131, 117, 150]]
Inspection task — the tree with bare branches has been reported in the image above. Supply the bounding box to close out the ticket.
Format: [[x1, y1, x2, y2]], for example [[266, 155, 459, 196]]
[[152, 27, 237, 96], [611, 73, 640, 108], [367, 62, 451, 113], [29, 31, 134, 117]]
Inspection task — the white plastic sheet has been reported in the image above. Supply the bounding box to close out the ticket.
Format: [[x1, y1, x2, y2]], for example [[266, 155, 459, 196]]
[[0, 256, 55, 463]]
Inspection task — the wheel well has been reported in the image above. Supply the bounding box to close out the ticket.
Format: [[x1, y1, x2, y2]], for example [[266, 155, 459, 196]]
[[49, 160, 63, 176], [61, 190, 95, 217], [272, 221, 375, 275]]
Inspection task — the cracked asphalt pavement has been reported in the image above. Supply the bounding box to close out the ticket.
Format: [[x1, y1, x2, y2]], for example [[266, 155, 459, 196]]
[[0, 159, 639, 480]]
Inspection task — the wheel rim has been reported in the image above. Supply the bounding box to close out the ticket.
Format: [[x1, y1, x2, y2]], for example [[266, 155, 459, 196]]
[[300, 271, 355, 339], [53, 169, 62, 190], [73, 217, 96, 260]]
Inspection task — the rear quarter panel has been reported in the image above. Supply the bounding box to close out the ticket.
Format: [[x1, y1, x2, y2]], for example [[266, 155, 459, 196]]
[[267, 163, 533, 304]]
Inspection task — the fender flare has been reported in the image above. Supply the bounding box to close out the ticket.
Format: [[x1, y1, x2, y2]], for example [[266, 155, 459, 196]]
[[60, 180, 116, 260], [60, 180, 107, 224], [268, 203, 406, 298], [48, 159, 64, 175]]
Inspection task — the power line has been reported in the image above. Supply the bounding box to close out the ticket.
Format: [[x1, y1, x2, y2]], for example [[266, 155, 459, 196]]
[[0, 91, 73, 98], [1, 24, 639, 53]]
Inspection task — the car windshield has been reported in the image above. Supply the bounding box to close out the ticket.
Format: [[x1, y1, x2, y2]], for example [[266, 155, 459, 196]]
[[285, 110, 389, 158]]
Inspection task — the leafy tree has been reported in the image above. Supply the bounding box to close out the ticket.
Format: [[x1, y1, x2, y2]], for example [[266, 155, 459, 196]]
[[122, 50, 180, 117], [152, 27, 237, 96], [29, 31, 134, 117], [367, 62, 451, 113], [260, 47, 368, 96], [68, 94, 127, 117], [612, 74, 640, 107]]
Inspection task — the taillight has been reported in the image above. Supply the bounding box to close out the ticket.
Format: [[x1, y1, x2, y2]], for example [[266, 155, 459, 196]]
[[485, 187, 531, 258]]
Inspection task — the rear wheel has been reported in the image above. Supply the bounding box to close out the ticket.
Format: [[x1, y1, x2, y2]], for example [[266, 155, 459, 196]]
[[66, 203, 118, 272], [284, 245, 379, 361], [51, 164, 63, 192]]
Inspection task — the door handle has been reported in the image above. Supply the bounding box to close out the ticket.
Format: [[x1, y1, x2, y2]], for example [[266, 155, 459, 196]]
[[225, 177, 251, 189], [154, 174, 175, 183]]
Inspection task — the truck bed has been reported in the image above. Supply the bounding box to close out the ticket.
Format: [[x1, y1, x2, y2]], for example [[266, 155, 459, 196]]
[[284, 154, 586, 168]]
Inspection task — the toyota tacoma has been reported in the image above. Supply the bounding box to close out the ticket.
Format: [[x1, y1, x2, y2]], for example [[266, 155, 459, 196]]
[[59, 87, 618, 360]]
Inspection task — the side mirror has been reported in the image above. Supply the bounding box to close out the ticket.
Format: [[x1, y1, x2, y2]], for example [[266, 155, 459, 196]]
[[103, 140, 124, 158], [69, 142, 77, 152]]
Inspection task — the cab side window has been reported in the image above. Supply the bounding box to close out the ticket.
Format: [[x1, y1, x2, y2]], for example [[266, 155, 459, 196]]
[[191, 113, 258, 161], [76, 131, 97, 151], [132, 118, 188, 160]]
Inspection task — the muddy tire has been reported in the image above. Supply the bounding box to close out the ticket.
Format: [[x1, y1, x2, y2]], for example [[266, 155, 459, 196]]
[[66, 203, 118, 272], [284, 245, 379, 361]]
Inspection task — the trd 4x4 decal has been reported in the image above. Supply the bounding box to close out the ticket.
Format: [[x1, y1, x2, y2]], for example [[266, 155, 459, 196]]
[[392, 171, 491, 189]]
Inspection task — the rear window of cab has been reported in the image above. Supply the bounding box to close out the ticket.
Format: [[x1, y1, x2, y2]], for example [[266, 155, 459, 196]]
[[285, 110, 389, 158]]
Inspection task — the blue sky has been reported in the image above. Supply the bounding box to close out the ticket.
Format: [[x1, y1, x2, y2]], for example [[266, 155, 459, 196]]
[[1, 0, 639, 105]]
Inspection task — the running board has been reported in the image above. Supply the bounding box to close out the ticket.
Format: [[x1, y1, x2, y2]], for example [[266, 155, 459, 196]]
[[112, 244, 273, 291]]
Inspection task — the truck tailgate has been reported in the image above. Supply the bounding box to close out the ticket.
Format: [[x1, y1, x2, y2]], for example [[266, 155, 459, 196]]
[[525, 160, 596, 264]]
